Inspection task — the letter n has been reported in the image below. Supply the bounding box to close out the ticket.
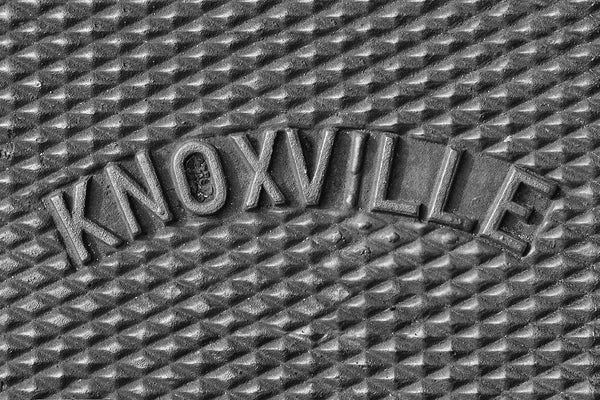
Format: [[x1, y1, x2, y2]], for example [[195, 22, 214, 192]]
[[105, 150, 171, 238]]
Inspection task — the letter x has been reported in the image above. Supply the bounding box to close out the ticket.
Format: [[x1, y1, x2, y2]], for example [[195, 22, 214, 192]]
[[232, 130, 285, 210]]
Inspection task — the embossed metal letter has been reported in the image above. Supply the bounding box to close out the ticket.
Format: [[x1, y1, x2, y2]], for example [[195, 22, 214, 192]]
[[44, 178, 122, 264], [480, 166, 556, 254], [232, 130, 285, 210], [106, 150, 171, 238], [285, 127, 336, 206], [426, 146, 473, 231], [171, 140, 227, 215], [369, 134, 419, 217]]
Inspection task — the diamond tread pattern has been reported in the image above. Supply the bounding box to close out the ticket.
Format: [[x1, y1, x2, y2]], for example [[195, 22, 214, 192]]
[[0, 1, 599, 399]]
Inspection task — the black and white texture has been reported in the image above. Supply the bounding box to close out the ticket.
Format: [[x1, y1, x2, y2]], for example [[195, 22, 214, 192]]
[[0, 1, 599, 399]]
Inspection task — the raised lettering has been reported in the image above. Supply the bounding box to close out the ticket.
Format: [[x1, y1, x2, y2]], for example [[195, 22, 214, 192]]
[[343, 130, 368, 208], [232, 130, 285, 210], [171, 140, 227, 215], [480, 166, 556, 254], [369, 134, 419, 217], [285, 127, 336, 206], [426, 146, 473, 231], [44, 177, 122, 264], [105, 150, 171, 238]]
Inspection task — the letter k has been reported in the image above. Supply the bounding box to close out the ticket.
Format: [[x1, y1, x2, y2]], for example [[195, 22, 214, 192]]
[[44, 177, 121, 264]]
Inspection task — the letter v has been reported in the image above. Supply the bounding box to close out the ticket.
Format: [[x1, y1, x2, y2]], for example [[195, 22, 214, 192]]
[[285, 128, 336, 206]]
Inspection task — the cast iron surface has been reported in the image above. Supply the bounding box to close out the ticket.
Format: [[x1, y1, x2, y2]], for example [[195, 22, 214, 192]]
[[0, 0, 599, 399]]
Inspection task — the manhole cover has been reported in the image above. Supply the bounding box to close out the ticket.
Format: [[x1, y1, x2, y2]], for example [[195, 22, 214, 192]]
[[0, 1, 598, 399]]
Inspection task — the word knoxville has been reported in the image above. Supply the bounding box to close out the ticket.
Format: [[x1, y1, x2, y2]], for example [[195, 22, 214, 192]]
[[44, 128, 556, 265]]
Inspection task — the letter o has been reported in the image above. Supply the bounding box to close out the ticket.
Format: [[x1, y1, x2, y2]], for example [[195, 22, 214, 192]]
[[171, 140, 227, 215]]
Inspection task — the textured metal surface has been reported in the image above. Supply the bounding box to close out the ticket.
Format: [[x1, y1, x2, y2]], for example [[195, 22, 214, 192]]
[[1, 1, 600, 399]]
